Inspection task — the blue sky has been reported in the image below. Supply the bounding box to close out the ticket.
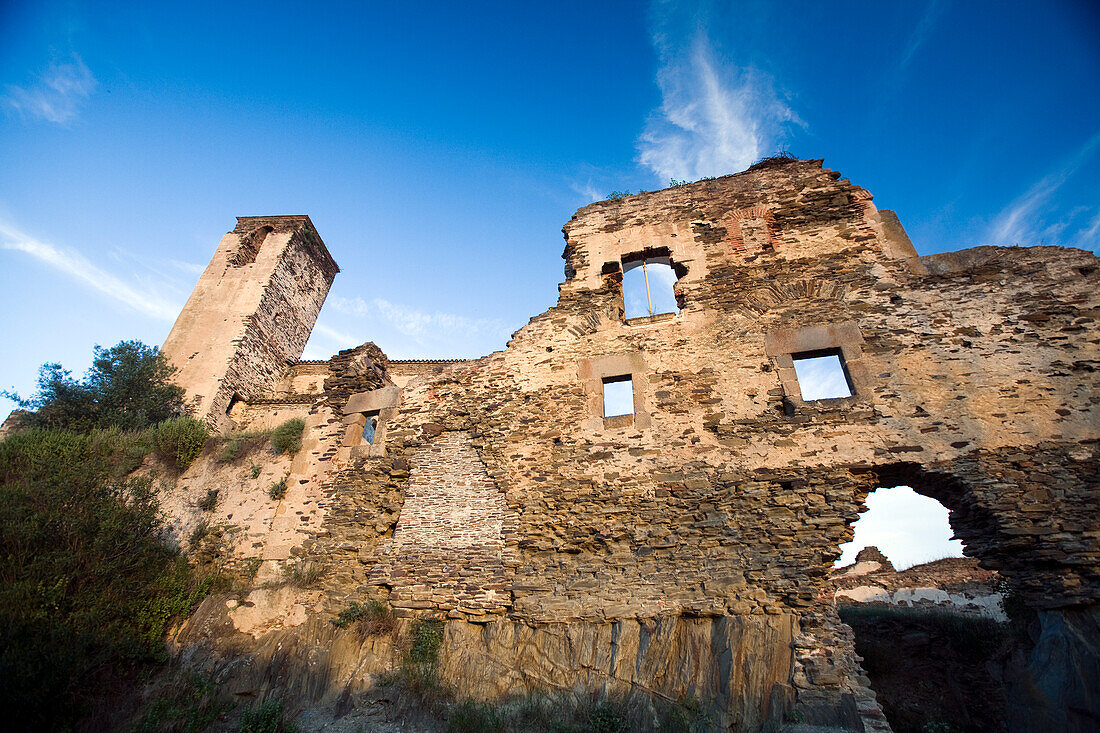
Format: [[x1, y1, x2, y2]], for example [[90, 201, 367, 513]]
[[2, 1, 1097, 563]]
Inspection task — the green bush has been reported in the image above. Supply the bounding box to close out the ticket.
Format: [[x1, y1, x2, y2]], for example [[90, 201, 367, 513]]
[[238, 698, 296, 733], [439, 690, 676, 733], [408, 617, 445, 665], [447, 699, 506, 733], [189, 519, 211, 548], [218, 430, 267, 463], [381, 617, 448, 700], [332, 599, 395, 636], [0, 428, 215, 730], [586, 701, 628, 733], [269, 477, 287, 501], [250, 463, 261, 479], [130, 669, 231, 733], [270, 418, 305, 455], [332, 601, 369, 628], [244, 557, 262, 580], [197, 489, 219, 512], [2, 340, 186, 432], [151, 416, 210, 471]]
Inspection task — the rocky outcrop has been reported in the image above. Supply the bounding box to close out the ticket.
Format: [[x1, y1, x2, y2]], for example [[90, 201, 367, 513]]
[[832, 549, 1006, 621], [176, 592, 796, 731]]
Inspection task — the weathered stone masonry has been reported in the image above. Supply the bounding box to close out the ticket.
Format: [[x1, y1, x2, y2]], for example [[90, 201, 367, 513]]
[[166, 159, 1099, 731], [162, 215, 338, 431]]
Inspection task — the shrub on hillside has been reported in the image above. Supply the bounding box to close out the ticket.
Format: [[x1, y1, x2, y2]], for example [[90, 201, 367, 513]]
[[270, 418, 305, 455], [3, 340, 186, 432], [151, 416, 210, 471], [0, 427, 215, 730], [268, 477, 288, 501], [331, 599, 396, 637], [238, 697, 296, 733]]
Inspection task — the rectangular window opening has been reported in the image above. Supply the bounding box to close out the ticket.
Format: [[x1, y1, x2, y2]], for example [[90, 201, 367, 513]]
[[792, 349, 854, 400], [602, 375, 635, 417], [362, 411, 380, 444]]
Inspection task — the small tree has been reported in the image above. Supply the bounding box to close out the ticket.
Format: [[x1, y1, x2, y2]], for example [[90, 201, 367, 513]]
[[4, 341, 186, 431]]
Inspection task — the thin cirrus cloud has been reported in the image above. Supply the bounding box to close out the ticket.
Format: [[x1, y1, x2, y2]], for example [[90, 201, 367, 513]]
[[0, 220, 182, 321], [3, 54, 97, 125], [637, 15, 801, 183], [569, 180, 604, 204], [314, 295, 512, 359], [897, 0, 945, 70], [989, 130, 1100, 250]]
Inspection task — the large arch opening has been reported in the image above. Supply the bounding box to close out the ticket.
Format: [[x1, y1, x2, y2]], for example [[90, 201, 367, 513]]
[[836, 485, 963, 570], [835, 466, 1012, 733]]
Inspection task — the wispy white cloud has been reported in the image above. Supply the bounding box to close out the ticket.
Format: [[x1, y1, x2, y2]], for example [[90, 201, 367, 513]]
[[1079, 210, 1100, 251], [570, 180, 604, 203], [0, 220, 182, 321], [330, 295, 509, 344], [300, 322, 368, 360], [313, 322, 363, 349], [898, 0, 945, 70], [637, 14, 801, 183], [3, 54, 97, 125], [170, 259, 206, 275], [990, 131, 1100, 245]]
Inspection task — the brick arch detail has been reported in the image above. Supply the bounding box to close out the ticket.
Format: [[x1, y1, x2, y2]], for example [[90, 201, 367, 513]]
[[721, 204, 778, 255]]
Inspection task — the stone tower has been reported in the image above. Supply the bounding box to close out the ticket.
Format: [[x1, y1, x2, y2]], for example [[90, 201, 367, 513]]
[[162, 215, 339, 431]]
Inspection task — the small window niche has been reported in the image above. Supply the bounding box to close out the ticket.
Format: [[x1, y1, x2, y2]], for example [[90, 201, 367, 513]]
[[226, 393, 244, 416], [791, 349, 854, 400], [621, 251, 684, 322], [602, 375, 635, 428], [341, 386, 401, 458], [578, 352, 651, 431], [362, 411, 380, 445], [347, 409, 388, 457]]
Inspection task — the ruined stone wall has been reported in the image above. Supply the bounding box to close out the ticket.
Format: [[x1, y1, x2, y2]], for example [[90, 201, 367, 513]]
[[305, 161, 1097, 615], [167, 159, 1099, 730]]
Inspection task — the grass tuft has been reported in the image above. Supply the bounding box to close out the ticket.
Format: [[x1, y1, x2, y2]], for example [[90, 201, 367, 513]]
[[280, 560, 322, 588], [270, 418, 305, 456], [268, 477, 287, 501], [332, 599, 396, 637], [238, 697, 296, 732]]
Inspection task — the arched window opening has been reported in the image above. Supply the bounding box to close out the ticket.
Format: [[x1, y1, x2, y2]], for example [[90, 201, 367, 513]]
[[621, 254, 682, 320], [836, 486, 963, 569], [834, 483, 1009, 732]]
